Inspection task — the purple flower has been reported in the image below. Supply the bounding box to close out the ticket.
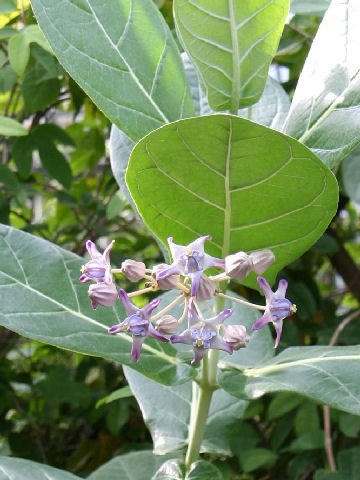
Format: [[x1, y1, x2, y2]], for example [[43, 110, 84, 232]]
[[252, 277, 296, 348], [170, 299, 232, 364], [108, 289, 169, 362], [80, 240, 114, 285], [156, 235, 225, 297]]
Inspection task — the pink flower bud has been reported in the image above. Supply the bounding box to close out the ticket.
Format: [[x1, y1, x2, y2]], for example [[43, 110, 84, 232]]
[[121, 259, 146, 282], [153, 263, 180, 290], [155, 315, 179, 335], [196, 274, 216, 301], [88, 282, 118, 309], [250, 249, 275, 274], [225, 251, 253, 281], [223, 325, 250, 350]]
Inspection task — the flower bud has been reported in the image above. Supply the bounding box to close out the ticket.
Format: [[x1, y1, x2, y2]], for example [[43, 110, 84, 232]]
[[153, 263, 180, 290], [88, 282, 118, 309], [196, 274, 216, 301], [225, 251, 253, 281], [155, 315, 179, 335], [121, 259, 146, 282], [223, 325, 250, 350], [250, 249, 275, 274]]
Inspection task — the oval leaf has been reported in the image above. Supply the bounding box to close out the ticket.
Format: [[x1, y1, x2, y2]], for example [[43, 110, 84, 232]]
[[219, 346, 360, 415], [0, 224, 195, 385], [0, 115, 28, 136], [31, 0, 194, 141], [8, 32, 29, 74], [174, 0, 289, 111], [0, 457, 81, 480], [126, 114, 338, 287], [283, 0, 360, 168]]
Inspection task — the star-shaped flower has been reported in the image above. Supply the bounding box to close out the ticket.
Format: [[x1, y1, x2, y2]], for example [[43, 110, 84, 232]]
[[80, 240, 114, 285], [108, 289, 169, 362], [170, 299, 232, 364], [252, 276, 296, 348], [156, 235, 225, 297]]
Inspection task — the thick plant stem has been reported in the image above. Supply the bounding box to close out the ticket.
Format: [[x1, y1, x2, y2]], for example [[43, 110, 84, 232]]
[[185, 292, 227, 470], [185, 357, 213, 470]]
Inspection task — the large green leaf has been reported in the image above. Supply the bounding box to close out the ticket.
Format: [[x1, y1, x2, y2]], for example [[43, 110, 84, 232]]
[[283, 0, 360, 168], [173, 0, 289, 111], [0, 457, 81, 480], [0, 224, 195, 385], [219, 346, 360, 414], [30, 0, 194, 142], [88, 451, 169, 480], [126, 114, 338, 287]]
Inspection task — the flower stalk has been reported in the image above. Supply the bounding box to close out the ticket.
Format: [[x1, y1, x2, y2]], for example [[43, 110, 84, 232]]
[[185, 354, 214, 470]]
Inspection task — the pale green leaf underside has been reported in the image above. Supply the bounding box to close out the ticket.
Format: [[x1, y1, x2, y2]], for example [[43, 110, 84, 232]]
[[126, 114, 338, 288], [283, 0, 360, 168], [341, 144, 360, 203], [152, 459, 222, 480], [125, 367, 247, 456], [290, 0, 330, 15], [0, 225, 195, 385], [0, 457, 81, 480], [30, 0, 194, 142], [219, 346, 360, 415], [174, 0, 289, 111], [88, 451, 168, 480]]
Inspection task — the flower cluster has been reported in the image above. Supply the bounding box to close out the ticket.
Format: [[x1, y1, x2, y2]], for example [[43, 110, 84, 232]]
[[80, 235, 296, 363]]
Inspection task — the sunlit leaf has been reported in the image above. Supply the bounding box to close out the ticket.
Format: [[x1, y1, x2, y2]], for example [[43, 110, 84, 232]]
[[30, 0, 194, 141], [174, 0, 289, 111], [126, 114, 338, 287]]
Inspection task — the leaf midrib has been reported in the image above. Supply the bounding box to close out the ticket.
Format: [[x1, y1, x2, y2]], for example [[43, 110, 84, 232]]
[[243, 354, 360, 376], [228, 0, 240, 113], [84, 0, 170, 123]]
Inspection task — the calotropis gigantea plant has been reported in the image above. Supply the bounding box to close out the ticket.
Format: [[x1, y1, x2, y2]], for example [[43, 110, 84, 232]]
[[1, 0, 360, 478]]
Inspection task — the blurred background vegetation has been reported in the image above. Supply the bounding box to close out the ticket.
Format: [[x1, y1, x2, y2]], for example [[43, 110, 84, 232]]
[[0, 1, 359, 478]]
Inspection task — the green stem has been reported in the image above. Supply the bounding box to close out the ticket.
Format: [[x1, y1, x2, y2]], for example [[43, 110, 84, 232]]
[[185, 356, 213, 470], [184, 291, 227, 470]]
